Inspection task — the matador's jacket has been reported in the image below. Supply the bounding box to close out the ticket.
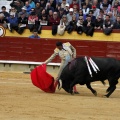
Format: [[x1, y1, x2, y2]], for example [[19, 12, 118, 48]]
[[45, 42, 76, 79]]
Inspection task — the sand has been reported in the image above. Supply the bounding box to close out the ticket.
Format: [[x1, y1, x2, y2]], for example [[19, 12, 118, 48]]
[[0, 72, 120, 120]]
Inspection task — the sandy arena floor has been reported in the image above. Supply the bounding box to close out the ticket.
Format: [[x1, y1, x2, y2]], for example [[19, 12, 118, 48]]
[[0, 72, 120, 120]]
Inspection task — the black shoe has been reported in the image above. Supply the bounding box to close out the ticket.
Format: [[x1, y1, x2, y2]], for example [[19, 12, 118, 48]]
[[74, 91, 79, 94]]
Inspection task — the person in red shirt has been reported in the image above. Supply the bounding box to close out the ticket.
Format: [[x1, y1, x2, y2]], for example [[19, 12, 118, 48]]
[[69, 0, 79, 9], [48, 11, 60, 26]]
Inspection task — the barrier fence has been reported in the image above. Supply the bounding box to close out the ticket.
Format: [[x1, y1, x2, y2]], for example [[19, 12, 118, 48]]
[[0, 37, 120, 63]]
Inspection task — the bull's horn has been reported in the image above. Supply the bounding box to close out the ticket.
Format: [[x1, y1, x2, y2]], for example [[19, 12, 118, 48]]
[[58, 79, 62, 90]]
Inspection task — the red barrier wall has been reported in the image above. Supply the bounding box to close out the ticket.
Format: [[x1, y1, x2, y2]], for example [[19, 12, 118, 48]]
[[0, 37, 120, 62]]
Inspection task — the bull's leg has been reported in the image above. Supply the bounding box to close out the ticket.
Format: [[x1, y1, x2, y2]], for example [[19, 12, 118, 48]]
[[69, 81, 78, 95], [86, 82, 97, 96], [101, 80, 106, 86], [73, 86, 79, 94], [106, 86, 111, 93], [105, 86, 116, 98], [105, 79, 118, 97]]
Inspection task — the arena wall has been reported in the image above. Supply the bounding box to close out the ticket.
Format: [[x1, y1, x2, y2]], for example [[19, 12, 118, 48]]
[[0, 27, 120, 72]]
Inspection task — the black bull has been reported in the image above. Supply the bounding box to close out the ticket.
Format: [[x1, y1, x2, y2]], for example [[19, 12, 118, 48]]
[[59, 57, 120, 97]]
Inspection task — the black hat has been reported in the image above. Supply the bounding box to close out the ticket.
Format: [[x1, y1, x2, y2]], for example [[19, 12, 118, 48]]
[[56, 42, 63, 46], [20, 12, 25, 15], [60, 8, 64, 11], [57, 2, 61, 6], [103, 3, 108, 7], [82, 2, 86, 6], [30, 12, 36, 15]]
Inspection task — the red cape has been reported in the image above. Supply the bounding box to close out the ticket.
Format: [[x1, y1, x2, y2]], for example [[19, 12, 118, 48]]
[[30, 64, 55, 93]]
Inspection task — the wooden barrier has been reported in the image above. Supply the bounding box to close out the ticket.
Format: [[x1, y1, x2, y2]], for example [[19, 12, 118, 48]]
[[0, 37, 120, 62]]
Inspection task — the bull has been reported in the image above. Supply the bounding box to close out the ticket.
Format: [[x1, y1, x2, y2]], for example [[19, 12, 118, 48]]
[[58, 57, 120, 98]]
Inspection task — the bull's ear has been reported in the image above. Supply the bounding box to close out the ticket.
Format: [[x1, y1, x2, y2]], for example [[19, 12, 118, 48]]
[[58, 79, 62, 90]]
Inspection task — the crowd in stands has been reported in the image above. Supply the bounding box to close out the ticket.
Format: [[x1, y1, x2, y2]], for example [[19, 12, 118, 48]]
[[0, 0, 120, 36]]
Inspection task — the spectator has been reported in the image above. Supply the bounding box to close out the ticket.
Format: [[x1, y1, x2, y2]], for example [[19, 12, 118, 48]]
[[94, 15, 103, 30], [61, 0, 67, 9], [83, 15, 95, 36], [45, 2, 54, 14], [29, 0, 36, 8], [28, 12, 39, 32], [58, 8, 65, 18], [64, 3, 70, 14], [29, 8, 36, 14], [69, 0, 79, 9], [67, 15, 77, 33], [48, 9, 53, 20], [48, 11, 60, 25], [34, 0, 41, 3], [24, 1, 32, 14], [89, 10, 96, 22], [49, 0, 56, 10], [66, 0, 73, 5], [55, 2, 62, 13], [92, 0, 100, 9], [29, 29, 40, 38], [67, 8, 74, 22], [92, 5, 100, 18], [35, 2, 43, 17], [100, 0, 111, 12], [7, 12, 18, 32], [73, 5, 79, 20], [107, 11, 116, 23], [98, 9, 106, 20], [56, 0, 62, 4], [57, 15, 67, 35], [17, 12, 28, 34], [103, 14, 114, 35], [108, 0, 113, 5], [102, 3, 110, 15], [0, 6, 10, 19], [112, 5, 119, 18], [76, 15, 84, 34], [79, 8, 83, 17], [18, 7, 29, 17], [40, 0, 46, 10], [39, 14, 48, 26], [9, 7, 18, 17], [0, 13, 8, 28], [112, 0, 119, 7], [10, 0, 24, 13], [85, 0, 92, 9], [113, 15, 120, 29], [39, 9, 47, 19], [60, 14, 69, 26], [82, 2, 90, 15]]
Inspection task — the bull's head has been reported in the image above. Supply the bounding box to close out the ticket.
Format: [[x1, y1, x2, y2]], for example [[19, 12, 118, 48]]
[[58, 78, 72, 93], [58, 61, 76, 93]]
